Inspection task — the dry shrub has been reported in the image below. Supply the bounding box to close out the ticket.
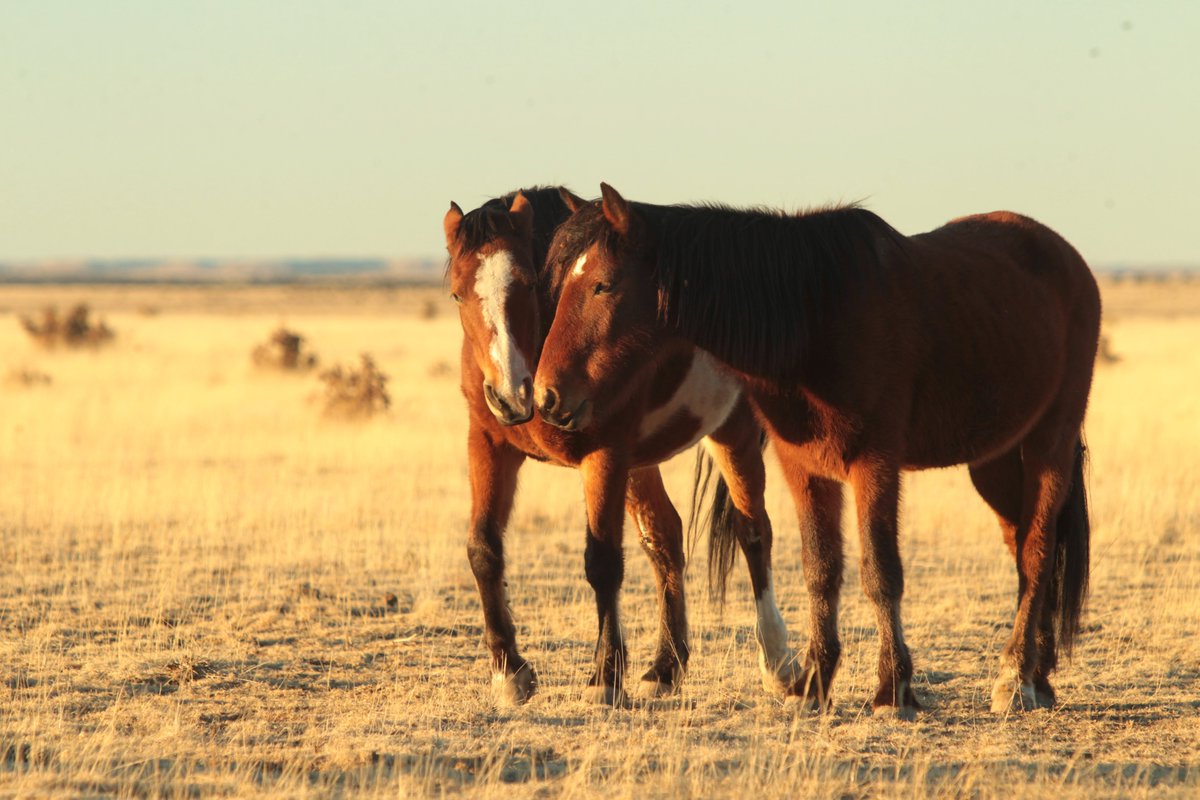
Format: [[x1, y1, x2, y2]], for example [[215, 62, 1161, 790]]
[[252, 327, 318, 372], [4, 368, 52, 388], [318, 354, 390, 420], [427, 360, 454, 378], [19, 304, 114, 349], [1097, 333, 1120, 364]]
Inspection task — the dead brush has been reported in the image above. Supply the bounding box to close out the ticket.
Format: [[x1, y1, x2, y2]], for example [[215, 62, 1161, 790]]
[[318, 354, 391, 420], [1097, 332, 1121, 365], [252, 327, 318, 372], [4, 368, 53, 388], [19, 304, 115, 349]]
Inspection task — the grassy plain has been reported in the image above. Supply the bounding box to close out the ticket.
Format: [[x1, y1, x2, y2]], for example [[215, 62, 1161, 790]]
[[0, 278, 1197, 798]]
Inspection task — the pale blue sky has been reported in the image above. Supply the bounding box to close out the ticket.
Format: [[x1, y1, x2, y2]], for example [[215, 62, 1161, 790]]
[[1, 1, 1196, 265]]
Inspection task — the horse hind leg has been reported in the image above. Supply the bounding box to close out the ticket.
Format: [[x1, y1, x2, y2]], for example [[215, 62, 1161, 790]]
[[703, 406, 809, 703], [1033, 439, 1090, 709], [625, 467, 689, 698], [970, 448, 1047, 711], [986, 435, 1082, 714]]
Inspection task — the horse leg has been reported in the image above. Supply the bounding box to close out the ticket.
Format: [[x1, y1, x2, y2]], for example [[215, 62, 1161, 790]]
[[990, 438, 1078, 713], [580, 448, 630, 705], [781, 467, 845, 712], [625, 466, 688, 698], [969, 447, 1056, 709], [849, 460, 920, 717], [465, 424, 533, 706], [703, 405, 808, 700]]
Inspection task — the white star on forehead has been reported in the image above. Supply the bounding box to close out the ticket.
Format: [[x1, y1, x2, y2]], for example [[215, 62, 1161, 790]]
[[571, 254, 587, 277]]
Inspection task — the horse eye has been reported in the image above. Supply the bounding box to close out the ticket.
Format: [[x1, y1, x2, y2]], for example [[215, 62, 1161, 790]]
[[450, 292, 462, 304], [593, 282, 610, 296]]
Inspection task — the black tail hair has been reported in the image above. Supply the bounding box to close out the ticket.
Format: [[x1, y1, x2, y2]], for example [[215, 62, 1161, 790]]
[[686, 431, 769, 607], [1053, 437, 1091, 655]]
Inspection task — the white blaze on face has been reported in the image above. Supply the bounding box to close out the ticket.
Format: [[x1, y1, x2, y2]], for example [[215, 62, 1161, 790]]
[[475, 250, 532, 403]]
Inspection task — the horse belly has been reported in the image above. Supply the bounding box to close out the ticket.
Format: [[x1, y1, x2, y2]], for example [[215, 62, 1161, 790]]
[[633, 350, 741, 465], [903, 295, 1066, 468]]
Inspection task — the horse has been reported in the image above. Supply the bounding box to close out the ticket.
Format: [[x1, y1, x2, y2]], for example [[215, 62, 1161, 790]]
[[533, 183, 1100, 717], [444, 187, 788, 706]]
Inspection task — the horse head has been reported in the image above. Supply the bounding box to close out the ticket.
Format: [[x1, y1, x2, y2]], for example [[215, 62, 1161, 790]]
[[444, 192, 540, 425], [535, 183, 668, 431]]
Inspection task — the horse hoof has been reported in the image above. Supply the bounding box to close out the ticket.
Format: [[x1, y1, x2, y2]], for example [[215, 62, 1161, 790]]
[[583, 685, 626, 707], [990, 671, 1040, 713], [1032, 676, 1058, 709], [784, 693, 826, 715], [636, 679, 676, 699], [758, 648, 802, 695], [491, 666, 536, 707], [872, 703, 918, 721]]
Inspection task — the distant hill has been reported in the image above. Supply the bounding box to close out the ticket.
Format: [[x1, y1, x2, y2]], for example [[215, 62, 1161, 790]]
[[0, 257, 443, 284], [0, 258, 1193, 285]]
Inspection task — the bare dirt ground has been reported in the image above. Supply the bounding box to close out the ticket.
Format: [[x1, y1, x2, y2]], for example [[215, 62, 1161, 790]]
[[0, 278, 1197, 798]]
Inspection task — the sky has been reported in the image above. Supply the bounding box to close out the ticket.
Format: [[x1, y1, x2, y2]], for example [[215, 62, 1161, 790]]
[[1, 1, 1197, 266]]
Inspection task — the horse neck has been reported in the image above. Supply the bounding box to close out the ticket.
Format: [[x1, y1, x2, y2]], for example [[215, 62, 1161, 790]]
[[650, 204, 899, 383]]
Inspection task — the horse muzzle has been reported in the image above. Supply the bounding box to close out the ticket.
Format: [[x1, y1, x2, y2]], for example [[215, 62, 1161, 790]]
[[534, 385, 593, 431], [483, 379, 534, 426]]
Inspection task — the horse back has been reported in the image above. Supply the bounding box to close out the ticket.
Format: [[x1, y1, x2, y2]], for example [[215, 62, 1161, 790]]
[[886, 213, 1100, 467]]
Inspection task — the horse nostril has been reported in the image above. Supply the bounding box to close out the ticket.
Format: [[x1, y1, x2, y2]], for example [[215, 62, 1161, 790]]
[[541, 386, 559, 413], [484, 382, 511, 415]]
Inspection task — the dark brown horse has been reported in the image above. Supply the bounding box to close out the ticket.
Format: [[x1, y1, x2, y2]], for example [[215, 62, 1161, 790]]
[[444, 187, 786, 706], [534, 184, 1100, 717]]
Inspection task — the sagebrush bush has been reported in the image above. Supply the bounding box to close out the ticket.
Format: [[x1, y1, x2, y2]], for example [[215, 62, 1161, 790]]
[[252, 328, 318, 371], [318, 354, 390, 420], [20, 305, 114, 349]]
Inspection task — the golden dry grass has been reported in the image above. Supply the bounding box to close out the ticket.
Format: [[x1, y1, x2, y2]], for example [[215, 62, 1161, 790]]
[[0, 280, 1197, 798]]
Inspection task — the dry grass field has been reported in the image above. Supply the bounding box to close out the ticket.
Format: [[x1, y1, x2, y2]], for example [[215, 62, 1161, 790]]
[[1, 279, 1197, 798]]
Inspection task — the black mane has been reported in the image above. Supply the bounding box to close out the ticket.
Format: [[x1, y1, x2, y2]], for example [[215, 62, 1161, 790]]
[[452, 186, 573, 280], [548, 199, 910, 381]]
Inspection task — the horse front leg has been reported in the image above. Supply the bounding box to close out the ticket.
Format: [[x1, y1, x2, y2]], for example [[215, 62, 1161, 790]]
[[625, 466, 688, 698], [774, 456, 845, 712], [465, 423, 533, 706], [580, 448, 630, 705], [849, 459, 920, 718]]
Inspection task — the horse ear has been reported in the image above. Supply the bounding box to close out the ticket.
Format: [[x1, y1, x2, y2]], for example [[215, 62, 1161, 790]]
[[600, 182, 632, 236], [443, 202, 464, 250], [558, 187, 587, 213], [508, 191, 533, 236]]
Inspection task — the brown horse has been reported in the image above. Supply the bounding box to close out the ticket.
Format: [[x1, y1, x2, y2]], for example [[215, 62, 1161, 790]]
[[534, 183, 1100, 717], [444, 187, 786, 706]]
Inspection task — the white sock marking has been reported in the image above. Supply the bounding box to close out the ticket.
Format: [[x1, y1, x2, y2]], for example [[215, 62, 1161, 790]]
[[756, 573, 792, 670]]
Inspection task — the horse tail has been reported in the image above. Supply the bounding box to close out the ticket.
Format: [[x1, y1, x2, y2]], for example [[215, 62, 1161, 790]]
[[686, 431, 768, 608], [1053, 437, 1091, 655], [685, 445, 716, 575]]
